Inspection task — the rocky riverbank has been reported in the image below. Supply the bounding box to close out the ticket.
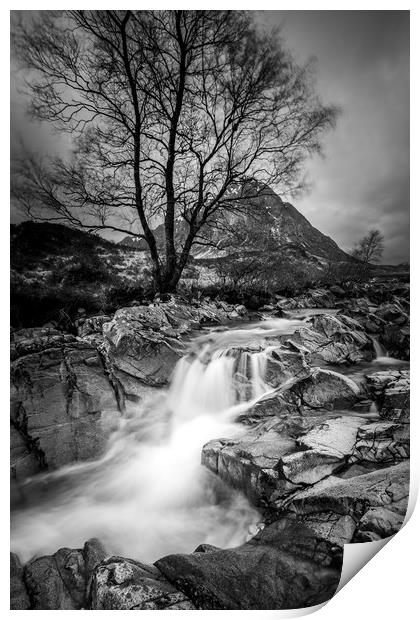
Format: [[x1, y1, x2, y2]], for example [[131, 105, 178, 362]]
[[10, 277, 410, 609]]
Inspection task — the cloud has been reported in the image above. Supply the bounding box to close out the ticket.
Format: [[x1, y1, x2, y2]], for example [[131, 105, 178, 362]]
[[10, 11, 409, 263]]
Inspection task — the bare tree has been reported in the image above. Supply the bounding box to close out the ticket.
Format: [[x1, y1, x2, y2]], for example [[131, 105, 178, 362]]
[[11, 10, 338, 293], [351, 229, 384, 265]]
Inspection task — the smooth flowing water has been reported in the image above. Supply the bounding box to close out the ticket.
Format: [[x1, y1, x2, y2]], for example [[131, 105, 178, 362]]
[[11, 316, 407, 563], [10, 318, 304, 564]]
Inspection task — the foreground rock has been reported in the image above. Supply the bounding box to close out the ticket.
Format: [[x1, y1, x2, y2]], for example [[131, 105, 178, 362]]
[[90, 557, 196, 610], [11, 539, 107, 610], [155, 518, 342, 610], [10, 329, 120, 480], [282, 461, 409, 545], [10, 553, 30, 609]]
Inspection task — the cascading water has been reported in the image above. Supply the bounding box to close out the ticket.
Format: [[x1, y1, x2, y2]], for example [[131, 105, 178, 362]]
[[372, 337, 388, 360], [10, 318, 302, 564]]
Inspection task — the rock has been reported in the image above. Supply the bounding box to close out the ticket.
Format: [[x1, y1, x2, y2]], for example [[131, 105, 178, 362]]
[[202, 426, 297, 506], [203, 408, 368, 507], [278, 415, 366, 486], [90, 556, 195, 610], [235, 304, 247, 316], [297, 416, 364, 458], [20, 539, 109, 610], [10, 337, 120, 479], [329, 285, 345, 296], [83, 538, 108, 593], [381, 323, 410, 360], [10, 327, 75, 362], [194, 544, 221, 554], [102, 299, 231, 400], [264, 347, 310, 390], [288, 314, 373, 365], [155, 518, 342, 610], [24, 548, 86, 610], [296, 368, 361, 410], [375, 302, 408, 324], [77, 315, 111, 339], [356, 507, 406, 542], [381, 375, 410, 423], [10, 552, 30, 609], [352, 421, 409, 463], [366, 370, 410, 423], [282, 461, 409, 546], [10, 423, 40, 480]]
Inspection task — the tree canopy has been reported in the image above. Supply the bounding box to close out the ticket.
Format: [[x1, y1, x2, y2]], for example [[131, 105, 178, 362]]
[[12, 10, 338, 292]]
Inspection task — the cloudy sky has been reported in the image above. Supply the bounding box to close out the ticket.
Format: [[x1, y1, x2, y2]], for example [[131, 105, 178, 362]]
[[11, 10, 410, 264], [262, 10, 410, 264]]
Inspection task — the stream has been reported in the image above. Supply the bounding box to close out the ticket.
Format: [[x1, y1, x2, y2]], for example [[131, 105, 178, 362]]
[[10, 315, 408, 564]]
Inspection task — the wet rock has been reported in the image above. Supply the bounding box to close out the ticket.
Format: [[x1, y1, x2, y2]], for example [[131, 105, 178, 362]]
[[352, 421, 409, 463], [282, 461, 409, 546], [356, 507, 406, 542], [381, 323, 409, 360], [102, 299, 230, 399], [10, 552, 30, 609], [90, 556, 195, 610], [24, 548, 86, 609], [366, 370, 409, 423], [288, 314, 373, 365], [203, 410, 368, 506], [10, 337, 120, 479], [264, 347, 310, 389], [155, 517, 342, 610], [202, 425, 297, 506], [10, 423, 40, 480], [375, 302, 408, 324], [17, 539, 108, 610], [296, 368, 361, 410]]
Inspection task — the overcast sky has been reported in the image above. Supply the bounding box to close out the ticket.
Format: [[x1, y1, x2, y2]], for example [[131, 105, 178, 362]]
[[11, 10, 410, 264]]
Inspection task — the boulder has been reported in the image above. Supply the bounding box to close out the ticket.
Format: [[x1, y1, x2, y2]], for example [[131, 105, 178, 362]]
[[203, 408, 368, 507], [90, 557, 195, 610], [288, 314, 373, 365], [366, 370, 409, 423], [24, 548, 87, 609], [10, 552, 30, 610], [295, 368, 361, 410], [282, 461, 409, 546], [10, 334, 120, 479], [375, 302, 408, 324], [155, 518, 342, 610], [19, 538, 107, 610], [101, 299, 231, 400], [352, 421, 409, 463]]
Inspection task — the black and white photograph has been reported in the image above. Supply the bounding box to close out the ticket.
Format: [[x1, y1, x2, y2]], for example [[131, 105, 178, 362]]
[[9, 7, 411, 612]]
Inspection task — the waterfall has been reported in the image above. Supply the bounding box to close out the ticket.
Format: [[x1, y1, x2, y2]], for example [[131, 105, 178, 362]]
[[11, 317, 301, 564], [372, 337, 388, 359]]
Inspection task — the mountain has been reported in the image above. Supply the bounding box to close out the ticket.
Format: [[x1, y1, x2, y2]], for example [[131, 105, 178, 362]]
[[118, 183, 352, 277]]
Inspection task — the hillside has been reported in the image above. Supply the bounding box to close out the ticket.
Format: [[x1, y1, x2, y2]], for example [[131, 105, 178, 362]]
[[11, 222, 150, 328], [12, 187, 404, 327]]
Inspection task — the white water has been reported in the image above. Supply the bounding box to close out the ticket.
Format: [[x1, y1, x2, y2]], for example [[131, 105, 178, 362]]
[[372, 337, 405, 365], [11, 318, 302, 564]]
